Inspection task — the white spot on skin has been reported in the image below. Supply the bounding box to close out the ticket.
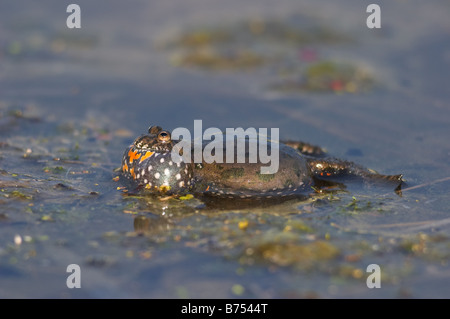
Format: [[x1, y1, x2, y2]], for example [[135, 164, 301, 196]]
[[184, 168, 188, 174], [176, 162, 181, 168], [179, 181, 185, 187], [164, 168, 170, 176], [144, 179, 148, 184], [175, 173, 181, 180], [148, 165, 153, 171], [154, 172, 160, 179], [169, 161, 173, 166], [136, 174, 140, 179], [160, 158, 165, 163]]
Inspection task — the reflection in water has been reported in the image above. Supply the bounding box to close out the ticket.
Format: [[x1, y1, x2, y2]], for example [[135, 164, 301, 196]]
[[133, 214, 173, 234]]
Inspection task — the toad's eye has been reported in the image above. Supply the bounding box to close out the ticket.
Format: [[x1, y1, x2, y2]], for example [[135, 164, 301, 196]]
[[158, 131, 171, 143]]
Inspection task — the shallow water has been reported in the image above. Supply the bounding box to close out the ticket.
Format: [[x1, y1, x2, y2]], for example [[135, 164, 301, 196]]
[[1, 0, 450, 298]]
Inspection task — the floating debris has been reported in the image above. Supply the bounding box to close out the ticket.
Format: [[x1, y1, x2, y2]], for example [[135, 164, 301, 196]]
[[272, 61, 374, 94], [171, 48, 265, 71], [161, 17, 352, 72], [251, 240, 340, 269], [14, 234, 22, 245]]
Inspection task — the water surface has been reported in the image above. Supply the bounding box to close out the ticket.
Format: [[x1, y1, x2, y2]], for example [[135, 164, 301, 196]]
[[1, 0, 450, 298]]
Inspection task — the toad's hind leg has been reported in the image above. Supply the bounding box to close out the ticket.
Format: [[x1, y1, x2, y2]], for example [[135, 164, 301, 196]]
[[307, 157, 403, 187]]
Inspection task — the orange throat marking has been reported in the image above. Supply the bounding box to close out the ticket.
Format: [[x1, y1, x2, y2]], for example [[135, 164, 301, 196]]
[[128, 149, 141, 164], [139, 151, 154, 163]]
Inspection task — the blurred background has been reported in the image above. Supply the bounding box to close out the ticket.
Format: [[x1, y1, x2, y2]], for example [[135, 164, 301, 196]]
[[0, 0, 449, 298]]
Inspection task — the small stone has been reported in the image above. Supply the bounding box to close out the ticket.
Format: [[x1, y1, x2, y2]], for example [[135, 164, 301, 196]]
[[14, 234, 22, 245]]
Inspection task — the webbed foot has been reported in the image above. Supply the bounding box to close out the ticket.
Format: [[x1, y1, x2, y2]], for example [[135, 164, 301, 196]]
[[307, 157, 404, 190]]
